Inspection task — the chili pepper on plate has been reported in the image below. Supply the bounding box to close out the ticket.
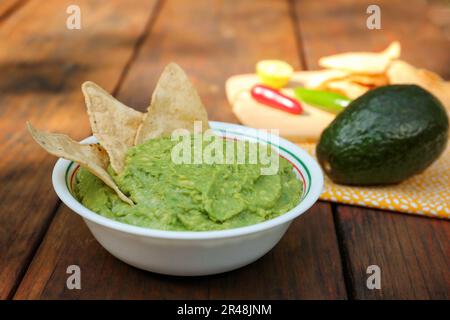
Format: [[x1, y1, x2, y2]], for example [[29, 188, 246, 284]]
[[251, 84, 303, 115], [294, 87, 351, 114]]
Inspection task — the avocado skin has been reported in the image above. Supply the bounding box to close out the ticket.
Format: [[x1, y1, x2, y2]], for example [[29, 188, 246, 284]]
[[316, 85, 449, 185]]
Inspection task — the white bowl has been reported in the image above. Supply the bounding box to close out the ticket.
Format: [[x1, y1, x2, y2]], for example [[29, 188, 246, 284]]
[[52, 122, 323, 276]]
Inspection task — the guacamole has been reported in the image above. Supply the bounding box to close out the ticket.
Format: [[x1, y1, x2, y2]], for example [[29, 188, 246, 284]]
[[74, 135, 302, 231]]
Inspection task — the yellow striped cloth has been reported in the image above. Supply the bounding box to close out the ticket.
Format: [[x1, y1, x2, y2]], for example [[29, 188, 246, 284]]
[[298, 143, 450, 219]]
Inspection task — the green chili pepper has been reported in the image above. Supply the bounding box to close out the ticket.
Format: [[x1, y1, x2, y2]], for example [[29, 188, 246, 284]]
[[293, 88, 351, 114]]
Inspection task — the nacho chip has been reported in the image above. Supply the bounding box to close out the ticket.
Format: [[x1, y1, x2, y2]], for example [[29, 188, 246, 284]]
[[82, 81, 143, 173], [343, 74, 388, 87], [27, 123, 133, 205], [325, 79, 369, 99], [134, 63, 210, 145], [387, 60, 450, 112], [291, 69, 349, 88], [318, 41, 401, 74]]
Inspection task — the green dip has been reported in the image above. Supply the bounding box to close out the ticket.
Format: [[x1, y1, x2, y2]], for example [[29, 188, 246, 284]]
[[74, 135, 302, 231]]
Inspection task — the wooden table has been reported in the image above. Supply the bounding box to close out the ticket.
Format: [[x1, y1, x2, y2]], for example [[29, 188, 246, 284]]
[[0, 0, 449, 300]]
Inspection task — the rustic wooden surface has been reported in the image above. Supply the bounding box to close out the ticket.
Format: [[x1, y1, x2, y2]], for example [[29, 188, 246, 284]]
[[0, 0, 448, 300], [0, 0, 159, 300]]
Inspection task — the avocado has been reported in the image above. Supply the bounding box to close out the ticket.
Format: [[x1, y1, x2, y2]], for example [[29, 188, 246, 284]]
[[316, 85, 449, 185]]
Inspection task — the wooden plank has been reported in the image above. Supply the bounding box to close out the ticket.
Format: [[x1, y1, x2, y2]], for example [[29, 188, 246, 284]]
[[336, 206, 450, 299], [0, 0, 26, 22], [0, 0, 159, 299], [293, 0, 450, 299], [294, 0, 450, 77], [15, 0, 347, 299]]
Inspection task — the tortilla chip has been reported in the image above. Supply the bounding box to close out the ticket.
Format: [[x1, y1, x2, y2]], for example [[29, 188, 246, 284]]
[[291, 69, 349, 88], [27, 123, 133, 205], [318, 41, 401, 74], [82, 81, 143, 173], [325, 79, 369, 99], [343, 74, 388, 87], [134, 63, 210, 145], [387, 60, 450, 112]]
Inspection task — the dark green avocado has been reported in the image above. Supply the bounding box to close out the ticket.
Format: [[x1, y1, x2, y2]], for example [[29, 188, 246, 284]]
[[316, 85, 449, 185]]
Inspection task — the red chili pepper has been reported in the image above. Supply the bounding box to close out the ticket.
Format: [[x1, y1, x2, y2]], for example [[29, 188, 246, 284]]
[[251, 84, 303, 115]]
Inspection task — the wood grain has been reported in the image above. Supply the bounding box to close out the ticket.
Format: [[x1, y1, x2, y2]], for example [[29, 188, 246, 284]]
[[336, 205, 450, 299], [118, 0, 302, 118], [294, 0, 450, 77], [0, 0, 159, 299], [293, 0, 450, 299], [14, 0, 347, 299], [0, 0, 26, 22]]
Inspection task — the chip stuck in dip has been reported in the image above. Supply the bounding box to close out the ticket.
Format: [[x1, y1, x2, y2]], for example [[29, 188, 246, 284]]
[[28, 63, 303, 231]]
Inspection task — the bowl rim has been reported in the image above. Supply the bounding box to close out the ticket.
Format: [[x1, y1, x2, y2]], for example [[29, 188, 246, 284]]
[[52, 121, 323, 240]]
